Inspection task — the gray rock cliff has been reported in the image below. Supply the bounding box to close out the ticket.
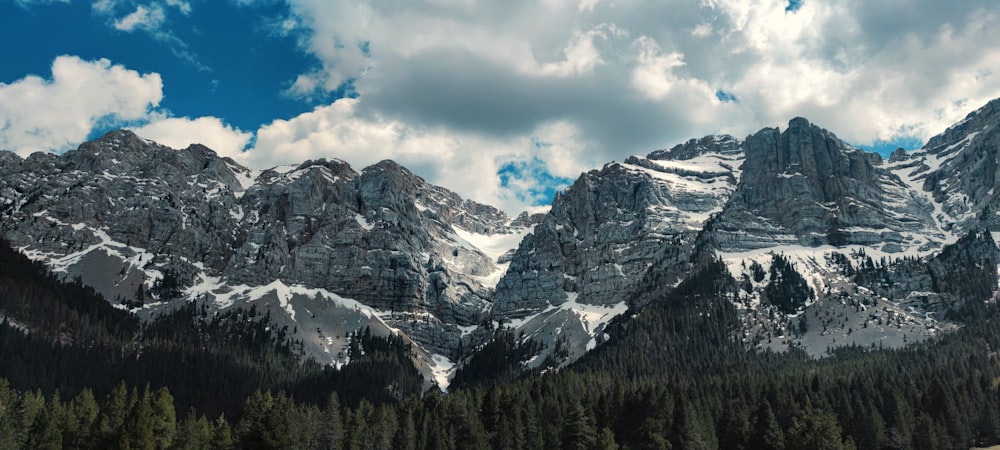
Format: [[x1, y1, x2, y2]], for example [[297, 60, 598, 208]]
[[708, 118, 938, 254]]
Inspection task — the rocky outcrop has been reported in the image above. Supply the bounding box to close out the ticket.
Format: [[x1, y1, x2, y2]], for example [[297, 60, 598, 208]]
[[851, 228, 1000, 317], [493, 135, 744, 319], [708, 118, 939, 253], [892, 98, 1000, 234], [0, 130, 247, 273]]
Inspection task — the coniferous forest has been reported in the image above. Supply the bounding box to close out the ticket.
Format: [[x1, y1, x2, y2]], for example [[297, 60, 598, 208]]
[[4, 240, 1000, 449]]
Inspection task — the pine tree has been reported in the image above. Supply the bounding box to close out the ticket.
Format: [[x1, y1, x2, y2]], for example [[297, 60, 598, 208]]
[[211, 415, 234, 450], [373, 405, 398, 450], [718, 401, 750, 450], [322, 392, 343, 450], [750, 402, 785, 450], [67, 388, 99, 448], [0, 379, 16, 449], [151, 387, 177, 449], [670, 393, 716, 450], [562, 400, 597, 450], [393, 410, 417, 450], [16, 389, 46, 448], [96, 382, 131, 448], [236, 390, 275, 449], [128, 385, 156, 450], [594, 427, 620, 450], [344, 399, 374, 450], [786, 408, 855, 450], [174, 408, 212, 450], [27, 391, 64, 450]]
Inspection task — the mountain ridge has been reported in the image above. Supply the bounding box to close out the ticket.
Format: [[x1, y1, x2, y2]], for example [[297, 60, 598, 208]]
[[4, 98, 1000, 384]]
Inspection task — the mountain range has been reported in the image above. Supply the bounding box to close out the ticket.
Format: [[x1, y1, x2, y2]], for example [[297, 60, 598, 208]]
[[3, 98, 1000, 388]]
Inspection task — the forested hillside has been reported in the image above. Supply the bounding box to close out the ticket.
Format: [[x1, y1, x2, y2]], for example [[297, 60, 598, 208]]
[[4, 242, 1000, 449], [0, 239, 422, 418]]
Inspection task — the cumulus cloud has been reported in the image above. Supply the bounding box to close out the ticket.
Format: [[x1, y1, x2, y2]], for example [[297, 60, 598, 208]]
[[91, 0, 119, 15], [133, 116, 253, 159], [223, 0, 999, 213], [0, 55, 247, 170], [630, 36, 695, 100], [274, 0, 1000, 148], [0, 55, 162, 156], [250, 98, 589, 212]]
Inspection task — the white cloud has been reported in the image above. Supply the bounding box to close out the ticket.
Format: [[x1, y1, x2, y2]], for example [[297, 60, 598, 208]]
[[535, 25, 614, 77], [283, 71, 325, 100], [92, 0, 207, 70], [113, 4, 166, 32], [133, 116, 253, 159], [276, 0, 1000, 149], [0, 55, 248, 169], [17, 0, 1000, 215], [224, 0, 1000, 215], [630, 36, 689, 100], [578, 0, 598, 13], [164, 0, 192, 15], [0, 55, 162, 156], [250, 98, 589, 213], [91, 0, 118, 14]]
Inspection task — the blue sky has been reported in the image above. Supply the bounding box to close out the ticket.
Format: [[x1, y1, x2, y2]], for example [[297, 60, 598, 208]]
[[2, 0, 1000, 213], [0, 0, 314, 133]]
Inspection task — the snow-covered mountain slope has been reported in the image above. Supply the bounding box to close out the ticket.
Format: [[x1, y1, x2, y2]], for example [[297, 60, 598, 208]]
[[493, 134, 744, 364], [4, 98, 1000, 384], [699, 114, 1000, 357], [887, 98, 1000, 237], [498, 110, 1000, 362], [0, 130, 539, 388]]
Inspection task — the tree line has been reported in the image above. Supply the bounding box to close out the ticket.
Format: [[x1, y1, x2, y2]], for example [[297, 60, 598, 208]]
[[5, 241, 1000, 448]]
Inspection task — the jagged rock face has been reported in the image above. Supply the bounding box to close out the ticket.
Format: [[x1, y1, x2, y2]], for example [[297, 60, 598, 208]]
[[493, 135, 743, 320], [0, 130, 247, 273], [709, 118, 938, 253], [891, 98, 1000, 233], [854, 229, 1000, 316], [227, 158, 499, 341], [0, 130, 525, 358]]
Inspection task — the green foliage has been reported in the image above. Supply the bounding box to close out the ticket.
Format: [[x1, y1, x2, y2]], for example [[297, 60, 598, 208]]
[[150, 269, 184, 302], [7, 237, 1000, 448], [450, 328, 542, 390], [764, 254, 814, 314], [0, 239, 423, 419]]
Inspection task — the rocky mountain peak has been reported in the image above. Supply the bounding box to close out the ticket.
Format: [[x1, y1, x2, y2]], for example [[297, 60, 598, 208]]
[[710, 117, 936, 252], [93, 128, 148, 148], [889, 147, 909, 162], [893, 97, 1000, 233], [647, 133, 742, 161], [295, 157, 354, 175], [739, 118, 879, 206], [924, 98, 1000, 154]]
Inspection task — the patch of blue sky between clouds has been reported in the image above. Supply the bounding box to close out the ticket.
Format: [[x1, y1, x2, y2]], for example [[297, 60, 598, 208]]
[[715, 90, 739, 103], [855, 136, 924, 158], [785, 0, 804, 13], [498, 157, 574, 207]]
